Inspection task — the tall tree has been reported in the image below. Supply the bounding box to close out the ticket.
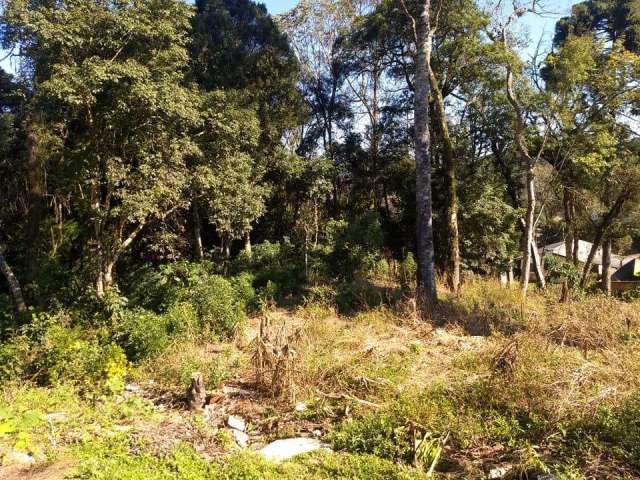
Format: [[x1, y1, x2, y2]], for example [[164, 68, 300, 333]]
[[4, 0, 200, 297], [409, 0, 438, 311]]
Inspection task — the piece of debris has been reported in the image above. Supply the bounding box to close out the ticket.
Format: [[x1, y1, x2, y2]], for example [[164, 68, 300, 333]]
[[488, 465, 512, 479], [187, 373, 206, 411], [222, 385, 251, 396], [204, 404, 224, 426], [4, 451, 36, 465], [227, 415, 246, 432], [231, 429, 250, 448], [44, 412, 67, 423], [125, 383, 143, 394], [259, 437, 329, 463]]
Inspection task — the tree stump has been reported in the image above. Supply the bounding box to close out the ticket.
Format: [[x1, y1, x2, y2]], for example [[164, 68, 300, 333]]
[[187, 372, 206, 410]]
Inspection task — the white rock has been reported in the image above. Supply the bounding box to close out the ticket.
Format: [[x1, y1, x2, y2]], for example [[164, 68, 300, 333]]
[[488, 466, 511, 479], [295, 402, 307, 412], [44, 412, 67, 423], [259, 437, 329, 463], [4, 451, 36, 465], [227, 415, 246, 432], [232, 429, 250, 448]]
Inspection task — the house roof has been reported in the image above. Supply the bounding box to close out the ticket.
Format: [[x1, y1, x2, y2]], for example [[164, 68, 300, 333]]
[[540, 240, 627, 268], [612, 258, 640, 282]]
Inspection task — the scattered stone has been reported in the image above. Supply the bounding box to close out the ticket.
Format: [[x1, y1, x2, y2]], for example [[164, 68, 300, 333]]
[[259, 437, 329, 463], [312, 429, 322, 437], [227, 415, 246, 432], [488, 466, 511, 479], [44, 412, 67, 423], [231, 429, 250, 448], [125, 383, 143, 393], [295, 402, 307, 412], [222, 385, 251, 396], [4, 451, 36, 465]]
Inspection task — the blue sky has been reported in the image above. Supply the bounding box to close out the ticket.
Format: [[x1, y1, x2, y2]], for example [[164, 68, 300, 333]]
[[262, 0, 299, 14], [1, 0, 577, 73]]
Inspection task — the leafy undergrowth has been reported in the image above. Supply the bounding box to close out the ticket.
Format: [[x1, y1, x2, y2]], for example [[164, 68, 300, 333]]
[[2, 279, 640, 479]]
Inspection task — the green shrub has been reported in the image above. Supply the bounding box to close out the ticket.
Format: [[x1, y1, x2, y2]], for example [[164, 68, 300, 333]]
[[115, 308, 170, 362], [190, 275, 246, 338], [399, 253, 417, 290], [37, 323, 127, 393], [329, 212, 383, 280], [230, 272, 257, 310], [331, 410, 416, 463], [164, 301, 199, 337], [233, 241, 306, 299], [124, 262, 250, 340], [0, 312, 127, 393], [304, 285, 337, 306], [0, 333, 31, 382], [590, 392, 640, 466]]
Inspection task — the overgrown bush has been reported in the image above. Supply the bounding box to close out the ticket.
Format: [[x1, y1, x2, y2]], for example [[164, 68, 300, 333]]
[[233, 240, 306, 299], [115, 308, 170, 362], [189, 275, 246, 338], [123, 261, 251, 339], [0, 312, 127, 393], [328, 213, 383, 280]]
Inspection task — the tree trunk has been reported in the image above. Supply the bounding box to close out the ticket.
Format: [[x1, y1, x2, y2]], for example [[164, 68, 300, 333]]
[[414, 0, 437, 314], [563, 186, 575, 263], [530, 237, 546, 289], [602, 238, 611, 295], [520, 165, 536, 294], [25, 116, 45, 280], [313, 200, 319, 247], [579, 192, 628, 288], [428, 64, 460, 293], [503, 40, 545, 294], [193, 200, 204, 261], [244, 232, 252, 257], [0, 249, 27, 314]]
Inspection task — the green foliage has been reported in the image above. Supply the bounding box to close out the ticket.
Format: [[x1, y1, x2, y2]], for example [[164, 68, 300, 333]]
[[460, 181, 520, 273], [329, 213, 384, 280], [189, 275, 246, 338], [399, 253, 417, 290], [233, 241, 307, 299], [115, 308, 170, 362], [544, 255, 582, 286], [124, 261, 250, 339], [589, 392, 640, 466], [0, 312, 127, 393]]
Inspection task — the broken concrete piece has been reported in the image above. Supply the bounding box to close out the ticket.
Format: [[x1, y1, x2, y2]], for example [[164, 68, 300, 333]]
[[44, 412, 67, 423], [232, 429, 249, 448], [488, 466, 511, 479], [227, 415, 246, 432], [259, 437, 329, 463], [4, 451, 36, 465]]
